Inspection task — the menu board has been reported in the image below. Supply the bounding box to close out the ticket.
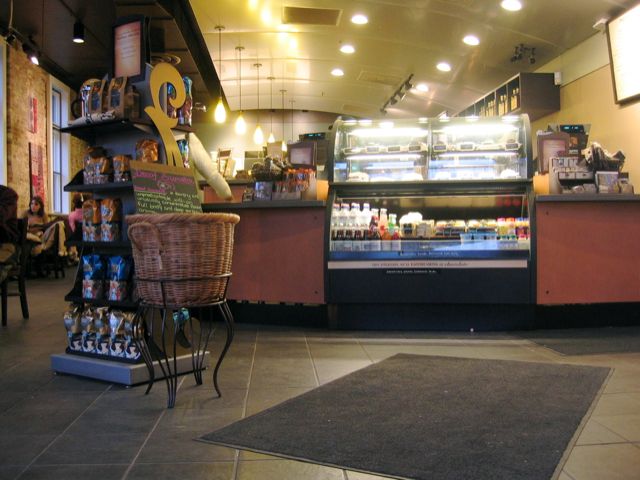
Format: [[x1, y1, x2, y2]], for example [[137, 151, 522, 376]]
[[131, 160, 202, 213], [607, 4, 640, 104]]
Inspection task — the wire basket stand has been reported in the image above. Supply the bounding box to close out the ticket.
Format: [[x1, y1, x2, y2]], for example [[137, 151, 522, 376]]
[[127, 213, 240, 408]]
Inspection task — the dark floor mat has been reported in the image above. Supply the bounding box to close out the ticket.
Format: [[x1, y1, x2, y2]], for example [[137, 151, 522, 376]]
[[200, 354, 610, 480], [522, 326, 640, 355]]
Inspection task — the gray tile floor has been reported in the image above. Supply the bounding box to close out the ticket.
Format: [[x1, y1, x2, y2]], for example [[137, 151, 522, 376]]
[[1, 274, 639, 480]]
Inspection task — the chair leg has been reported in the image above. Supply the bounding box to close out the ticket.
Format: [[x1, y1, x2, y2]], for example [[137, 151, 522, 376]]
[[1, 280, 7, 326], [18, 276, 28, 319]]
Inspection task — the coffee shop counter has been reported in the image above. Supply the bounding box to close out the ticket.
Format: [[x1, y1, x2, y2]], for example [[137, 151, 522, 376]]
[[202, 199, 326, 304], [536, 194, 640, 305]]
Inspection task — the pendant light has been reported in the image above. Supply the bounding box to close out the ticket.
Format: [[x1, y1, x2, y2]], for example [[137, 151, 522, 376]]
[[253, 63, 264, 145], [213, 25, 226, 123], [280, 89, 287, 152], [290, 99, 295, 145], [267, 76, 275, 143], [234, 46, 246, 135]]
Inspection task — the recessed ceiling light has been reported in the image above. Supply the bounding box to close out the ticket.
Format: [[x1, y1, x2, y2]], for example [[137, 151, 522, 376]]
[[463, 35, 480, 46], [340, 44, 355, 54], [331, 68, 345, 77], [436, 62, 452, 72], [501, 0, 522, 12], [351, 14, 368, 25], [415, 83, 429, 92]]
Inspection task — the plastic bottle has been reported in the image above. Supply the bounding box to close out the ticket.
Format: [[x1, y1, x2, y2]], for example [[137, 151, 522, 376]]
[[360, 203, 371, 250], [340, 203, 352, 251], [389, 213, 401, 251], [380, 209, 392, 251], [330, 203, 340, 243], [350, 202, 362, 250], [369, 208, 381, 251]]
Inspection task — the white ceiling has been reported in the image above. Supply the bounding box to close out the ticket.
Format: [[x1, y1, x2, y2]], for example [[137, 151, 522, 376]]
[[190, 0, 637, 119]]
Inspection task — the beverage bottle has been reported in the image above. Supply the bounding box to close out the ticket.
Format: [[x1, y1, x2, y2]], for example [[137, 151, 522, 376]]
[[369, 208, 381, 251], [360, 203, 371, 250], [350, 202, 362, 251], [380, 208, 391, 251], [330, 203, 340, 244], [341, 203, 352, 251], [497, 217, 507, 239], [389, 213, 402, 251], [379, 208, 389, 236], [506, 217, 516, 239]]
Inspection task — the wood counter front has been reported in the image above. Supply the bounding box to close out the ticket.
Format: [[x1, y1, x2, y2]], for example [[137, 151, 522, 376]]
[[203, 201, 326, 304], [536, 195, 640, 305]]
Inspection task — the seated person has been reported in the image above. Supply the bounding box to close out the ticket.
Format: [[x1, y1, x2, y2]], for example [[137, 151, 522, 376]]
[[20, 197, 66, 274], [21, 196, 50, 242], [0, 185, 19, 283], [67, 193, 84, 233]]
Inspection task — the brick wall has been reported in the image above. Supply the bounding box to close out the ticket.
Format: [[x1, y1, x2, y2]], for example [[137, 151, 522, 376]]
[[6, 42, 87, 213], [6, 43, 49, 213]]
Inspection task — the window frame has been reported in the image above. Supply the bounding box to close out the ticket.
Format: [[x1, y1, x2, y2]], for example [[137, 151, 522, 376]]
[[48, 76, 70, 214]]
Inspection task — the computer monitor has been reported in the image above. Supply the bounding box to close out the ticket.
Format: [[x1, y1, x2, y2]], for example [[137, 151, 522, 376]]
[[288, 141, 316, 167]]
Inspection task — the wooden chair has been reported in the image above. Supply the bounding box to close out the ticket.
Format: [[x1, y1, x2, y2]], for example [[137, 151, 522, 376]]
[[1, 219, 29, 326]]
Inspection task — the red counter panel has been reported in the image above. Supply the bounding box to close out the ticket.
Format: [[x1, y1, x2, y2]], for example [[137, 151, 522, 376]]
[[536, 200, 640, 304], [223, 206, 325, 303]]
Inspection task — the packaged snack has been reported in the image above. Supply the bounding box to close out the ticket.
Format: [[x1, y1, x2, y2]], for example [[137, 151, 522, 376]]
[[107, 77, 127, 118], [100, 223, 121, 242], [82, 254, 105, 279], [113, 155, 132, 182], [82, 279, 104, 300], [109, 310, 126, 357], [100, 198, 122, 222], [82, 199, 101, 241], [63, 304, 83, 351], [87, 79, 107, 115], [123, 312, 141, 360], [173, 308, 190, 326], [136, 139, 159, 163], [94, 307, 111, 355], [83, 146, 108, 184], [80, 307, 97, 353], [177, 139, 190, 168], [108, 280, 128, 301], [108, 256, 132, 281]]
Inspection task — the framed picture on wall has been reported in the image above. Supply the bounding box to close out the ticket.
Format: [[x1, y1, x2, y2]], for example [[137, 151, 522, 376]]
[[28, 143, 45, 204], [606, 4, 640, 104]]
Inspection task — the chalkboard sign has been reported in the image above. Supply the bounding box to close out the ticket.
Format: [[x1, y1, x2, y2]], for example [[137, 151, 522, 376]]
[[131, 160, 202, 213]]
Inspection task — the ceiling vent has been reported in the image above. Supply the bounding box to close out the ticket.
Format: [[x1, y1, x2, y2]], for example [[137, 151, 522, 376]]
[[357, 70, 403, 87], [282, 6, 341, 25]]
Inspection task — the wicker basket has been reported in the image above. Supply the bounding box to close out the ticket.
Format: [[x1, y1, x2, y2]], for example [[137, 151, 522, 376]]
[[127, 213, 240, 307]]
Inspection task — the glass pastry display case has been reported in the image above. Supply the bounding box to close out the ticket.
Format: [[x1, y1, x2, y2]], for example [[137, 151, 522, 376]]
[[325, 115, 535, 306], [331, 115, 532, 183]]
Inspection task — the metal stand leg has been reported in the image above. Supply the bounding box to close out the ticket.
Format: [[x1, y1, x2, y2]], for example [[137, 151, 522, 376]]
[[157, 308, 179, 408], [191, 307, 214, 386], [134, 306, 155, 395], [212, 300, 235, 397]]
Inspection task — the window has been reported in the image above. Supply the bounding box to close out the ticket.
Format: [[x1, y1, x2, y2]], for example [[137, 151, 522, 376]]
[[49, 77, 70, 214]]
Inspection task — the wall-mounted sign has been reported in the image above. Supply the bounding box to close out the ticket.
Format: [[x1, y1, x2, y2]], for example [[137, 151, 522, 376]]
[[607, 4, 640, 104], [131, 160, 201, 214], [113, 15, 149, 83]]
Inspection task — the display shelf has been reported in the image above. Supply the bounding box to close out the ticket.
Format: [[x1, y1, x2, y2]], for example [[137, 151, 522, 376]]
[[64, 293, 139, 309], [66, 240, 132, 249], [456, 73, 559, 121], [64, 171, 133, 193], [50, 351, 210, 386], [62, 118, 195, 142], [203, 200, 325, 211]]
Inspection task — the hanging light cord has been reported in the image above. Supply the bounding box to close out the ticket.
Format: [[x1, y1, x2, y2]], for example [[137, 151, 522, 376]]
[[218, 26, 223, 98], [255, 63, 261, 123]]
